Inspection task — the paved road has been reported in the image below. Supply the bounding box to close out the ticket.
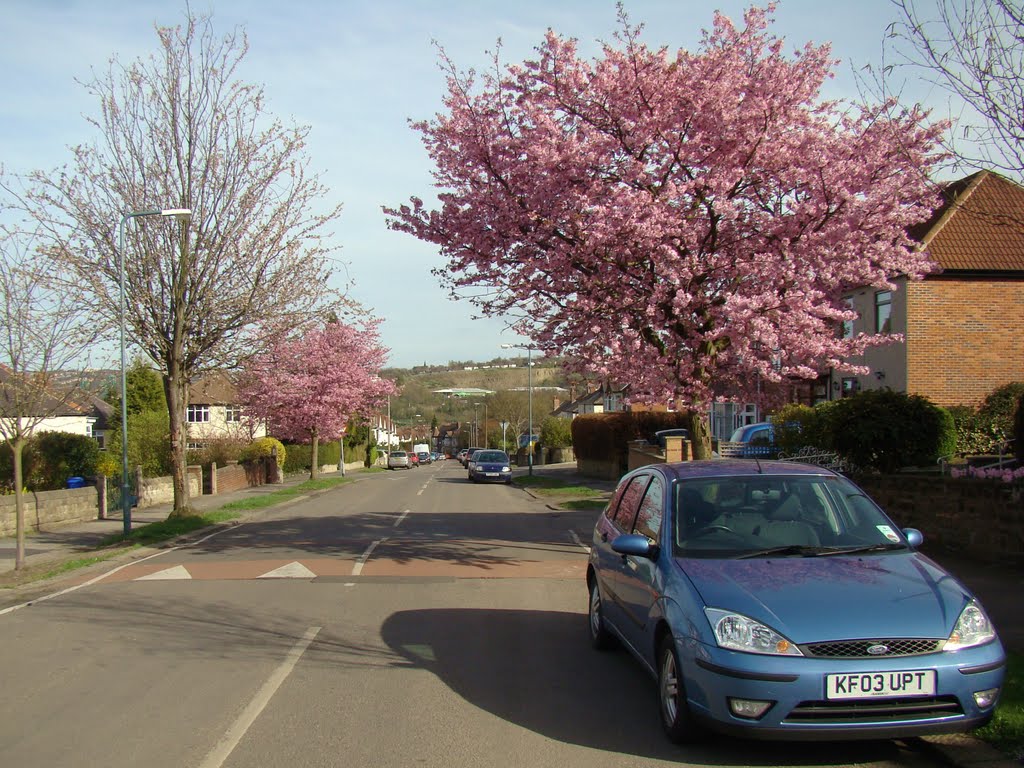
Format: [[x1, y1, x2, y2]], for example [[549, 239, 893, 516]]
[[0, 461, 952, 768]]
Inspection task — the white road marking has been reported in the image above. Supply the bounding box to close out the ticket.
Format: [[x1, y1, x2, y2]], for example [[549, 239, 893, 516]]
[[569, 529, 591, 553], [198, 626, 321, 768], [1, 521, 246, 617], [352, 538, 387, 576], [257, 561, 317, 579], [136, 565, 192, 580], [393, 509, 410, 527]]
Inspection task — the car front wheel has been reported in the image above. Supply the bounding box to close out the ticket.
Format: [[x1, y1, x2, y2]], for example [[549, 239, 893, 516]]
[[658, 636, 701, 744]]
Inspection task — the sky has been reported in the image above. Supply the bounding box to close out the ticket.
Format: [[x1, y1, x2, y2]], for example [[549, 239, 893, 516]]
[[1, 0, 932, 369]]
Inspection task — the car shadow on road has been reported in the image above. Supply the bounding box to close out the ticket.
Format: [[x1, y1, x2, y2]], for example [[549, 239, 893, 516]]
[[380, 607, 916, 766]]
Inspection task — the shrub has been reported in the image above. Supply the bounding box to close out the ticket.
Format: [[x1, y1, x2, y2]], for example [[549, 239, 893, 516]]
[[187, 438, 246, 468], [241, 437, 286, 468], [816, 390, 956, 473], [570, 411, 691, 466], [540, 416, 573, 449], [27, 431, 101, 490], [105, 410, 174, 478], [767, 404, 818, 454], [282, 443, 311, 473], [1014, 393, 1024, 463], [946, 405, 1003, 455]]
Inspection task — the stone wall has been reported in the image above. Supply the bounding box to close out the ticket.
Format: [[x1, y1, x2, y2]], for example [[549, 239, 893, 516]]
[[137, 466, 202, 508], [0, 486, 99, 536]]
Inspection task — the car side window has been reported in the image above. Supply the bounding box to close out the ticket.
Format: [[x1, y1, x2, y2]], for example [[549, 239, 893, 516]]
[[611, 475, 650, 532], [633, 475, 664, 544]]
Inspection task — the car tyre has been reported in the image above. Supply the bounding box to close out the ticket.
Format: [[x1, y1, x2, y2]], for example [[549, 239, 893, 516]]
[[657, 636, 701, 744], [588, 579, 614, 650]]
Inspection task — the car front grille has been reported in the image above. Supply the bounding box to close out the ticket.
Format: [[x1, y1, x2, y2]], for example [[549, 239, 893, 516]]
[[802, 639, 945, 658], [784, 696, 963, 724]]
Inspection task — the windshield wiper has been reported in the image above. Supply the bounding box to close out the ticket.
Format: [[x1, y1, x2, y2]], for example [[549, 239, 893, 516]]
[[816, 543, 907, 556], [735, 545, 829, 559]]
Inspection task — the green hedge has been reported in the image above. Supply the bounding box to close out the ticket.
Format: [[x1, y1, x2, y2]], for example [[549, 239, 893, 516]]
[[571, 411, 692, 462], [1, 432, 101, 491]]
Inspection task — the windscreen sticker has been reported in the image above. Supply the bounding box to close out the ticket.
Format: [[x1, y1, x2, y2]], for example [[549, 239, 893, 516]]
[[877, 525, 901, 543]]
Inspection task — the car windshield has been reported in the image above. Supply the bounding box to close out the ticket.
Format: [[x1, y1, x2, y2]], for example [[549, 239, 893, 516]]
[[391, 451, 407, 457], [475, 451, 508, 462], [672, 475, 908, 558]]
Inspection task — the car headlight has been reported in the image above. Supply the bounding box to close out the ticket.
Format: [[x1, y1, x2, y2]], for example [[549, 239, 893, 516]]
[[705, 608, 803, 656], [944, 601, 996, 651]]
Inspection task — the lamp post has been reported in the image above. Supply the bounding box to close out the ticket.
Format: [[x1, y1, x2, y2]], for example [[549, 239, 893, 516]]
[[118, 207, 191, 535], [501, 342, 535, 475]]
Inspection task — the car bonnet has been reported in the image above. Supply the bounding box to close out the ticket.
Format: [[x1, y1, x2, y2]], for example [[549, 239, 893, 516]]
[[678, 551, 975, 644]]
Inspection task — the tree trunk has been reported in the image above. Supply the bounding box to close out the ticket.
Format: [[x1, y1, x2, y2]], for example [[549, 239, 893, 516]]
[[310, 430, 319, 481], [13, 438, 26, 570], [164, 359, 195, 517], [689, 408, 714, 460]]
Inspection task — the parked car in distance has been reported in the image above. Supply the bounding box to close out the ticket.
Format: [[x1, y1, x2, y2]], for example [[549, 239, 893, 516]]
[[468, 450, 512, 484], [720, 422, 777, 458], [409, 452, 419, 467], [417, 451, 431, 465], [456, 449, 468, 464], [462, 447, 484, 467], [387, 450, 411, 470], [587, 459, 1005, 743]]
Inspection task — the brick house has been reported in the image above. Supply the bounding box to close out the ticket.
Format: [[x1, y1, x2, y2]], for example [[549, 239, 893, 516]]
[[829, 171, 1024, 408]]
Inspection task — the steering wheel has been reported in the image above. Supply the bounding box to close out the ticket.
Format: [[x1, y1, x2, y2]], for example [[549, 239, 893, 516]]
[[693, 525, 736, 536]]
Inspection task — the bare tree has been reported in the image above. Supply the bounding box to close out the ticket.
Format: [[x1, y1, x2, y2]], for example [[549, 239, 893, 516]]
[[0, 222, 102, 570], [18, 10, 349, 515], [884, 0, 1024, 181]]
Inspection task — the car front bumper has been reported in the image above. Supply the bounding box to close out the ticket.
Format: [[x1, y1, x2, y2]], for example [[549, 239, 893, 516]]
[[679, 637, 1006, 740]]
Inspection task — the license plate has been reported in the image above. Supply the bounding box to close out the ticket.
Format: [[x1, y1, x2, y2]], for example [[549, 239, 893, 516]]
[[826, 670, 935, 699], [486, 472, 499, 477]]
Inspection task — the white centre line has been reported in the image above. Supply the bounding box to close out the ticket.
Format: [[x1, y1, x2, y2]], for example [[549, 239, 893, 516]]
[[393, 509, 410, 528], [198, 626, 321, 768], [352, 537, 388, 576]]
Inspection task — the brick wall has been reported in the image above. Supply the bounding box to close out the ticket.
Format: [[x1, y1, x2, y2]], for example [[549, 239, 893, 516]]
[[855, 474, 1023, 562], [214, 461, 266, 494], [907, 278, 1024, 407]]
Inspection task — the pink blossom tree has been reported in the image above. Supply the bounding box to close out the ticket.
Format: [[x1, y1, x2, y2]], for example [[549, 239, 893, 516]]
[[240, 321, 397, 479], [386, 6, 947, 457]]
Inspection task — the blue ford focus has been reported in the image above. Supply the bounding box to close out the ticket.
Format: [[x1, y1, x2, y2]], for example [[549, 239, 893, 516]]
[[586, 460, 1005, 742]]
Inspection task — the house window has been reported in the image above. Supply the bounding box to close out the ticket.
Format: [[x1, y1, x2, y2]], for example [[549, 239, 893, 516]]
[[875, 291, 892, 334], [225, 405, 242, 423], [94, 434, 106, 450], [841, 296, 855, 339], [186, 404, 210, 423], [841, 377, 860, 397]]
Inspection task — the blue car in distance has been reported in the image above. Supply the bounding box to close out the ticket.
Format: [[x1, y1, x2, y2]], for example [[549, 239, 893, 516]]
[[587, 460, 1005, 742], [468, 450, 512, 484]]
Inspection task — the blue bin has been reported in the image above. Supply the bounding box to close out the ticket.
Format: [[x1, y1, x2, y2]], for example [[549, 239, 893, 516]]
[[66, 476, 86, 489]]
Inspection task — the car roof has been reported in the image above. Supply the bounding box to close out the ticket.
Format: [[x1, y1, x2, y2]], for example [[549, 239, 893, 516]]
[[634, 459, 839, 483]]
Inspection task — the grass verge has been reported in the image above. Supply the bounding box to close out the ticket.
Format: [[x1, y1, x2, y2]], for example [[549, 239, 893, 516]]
[[558, 499, 608, 511], [515, 475, 605, 498], [976, 652, 1023, 758]]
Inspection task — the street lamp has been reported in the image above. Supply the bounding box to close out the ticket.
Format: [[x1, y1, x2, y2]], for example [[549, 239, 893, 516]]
[[118, 207, 191, 535], [501, 342, 535, 475]]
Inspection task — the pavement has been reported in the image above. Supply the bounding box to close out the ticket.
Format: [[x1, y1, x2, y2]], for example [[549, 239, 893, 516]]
[[0, 461, 1020, 767]]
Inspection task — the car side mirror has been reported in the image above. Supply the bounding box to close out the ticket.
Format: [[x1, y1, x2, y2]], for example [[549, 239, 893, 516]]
[[903, 528, 924, 548], [611, 534, 658, 559]]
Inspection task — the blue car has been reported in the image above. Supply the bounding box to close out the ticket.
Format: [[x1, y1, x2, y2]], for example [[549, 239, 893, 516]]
[[587, 460, 1005, 742], [468, 450, 512, 484]]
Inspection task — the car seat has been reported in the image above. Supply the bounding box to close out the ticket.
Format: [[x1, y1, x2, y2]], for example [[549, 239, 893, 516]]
[[763, 493, 821, 546]]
